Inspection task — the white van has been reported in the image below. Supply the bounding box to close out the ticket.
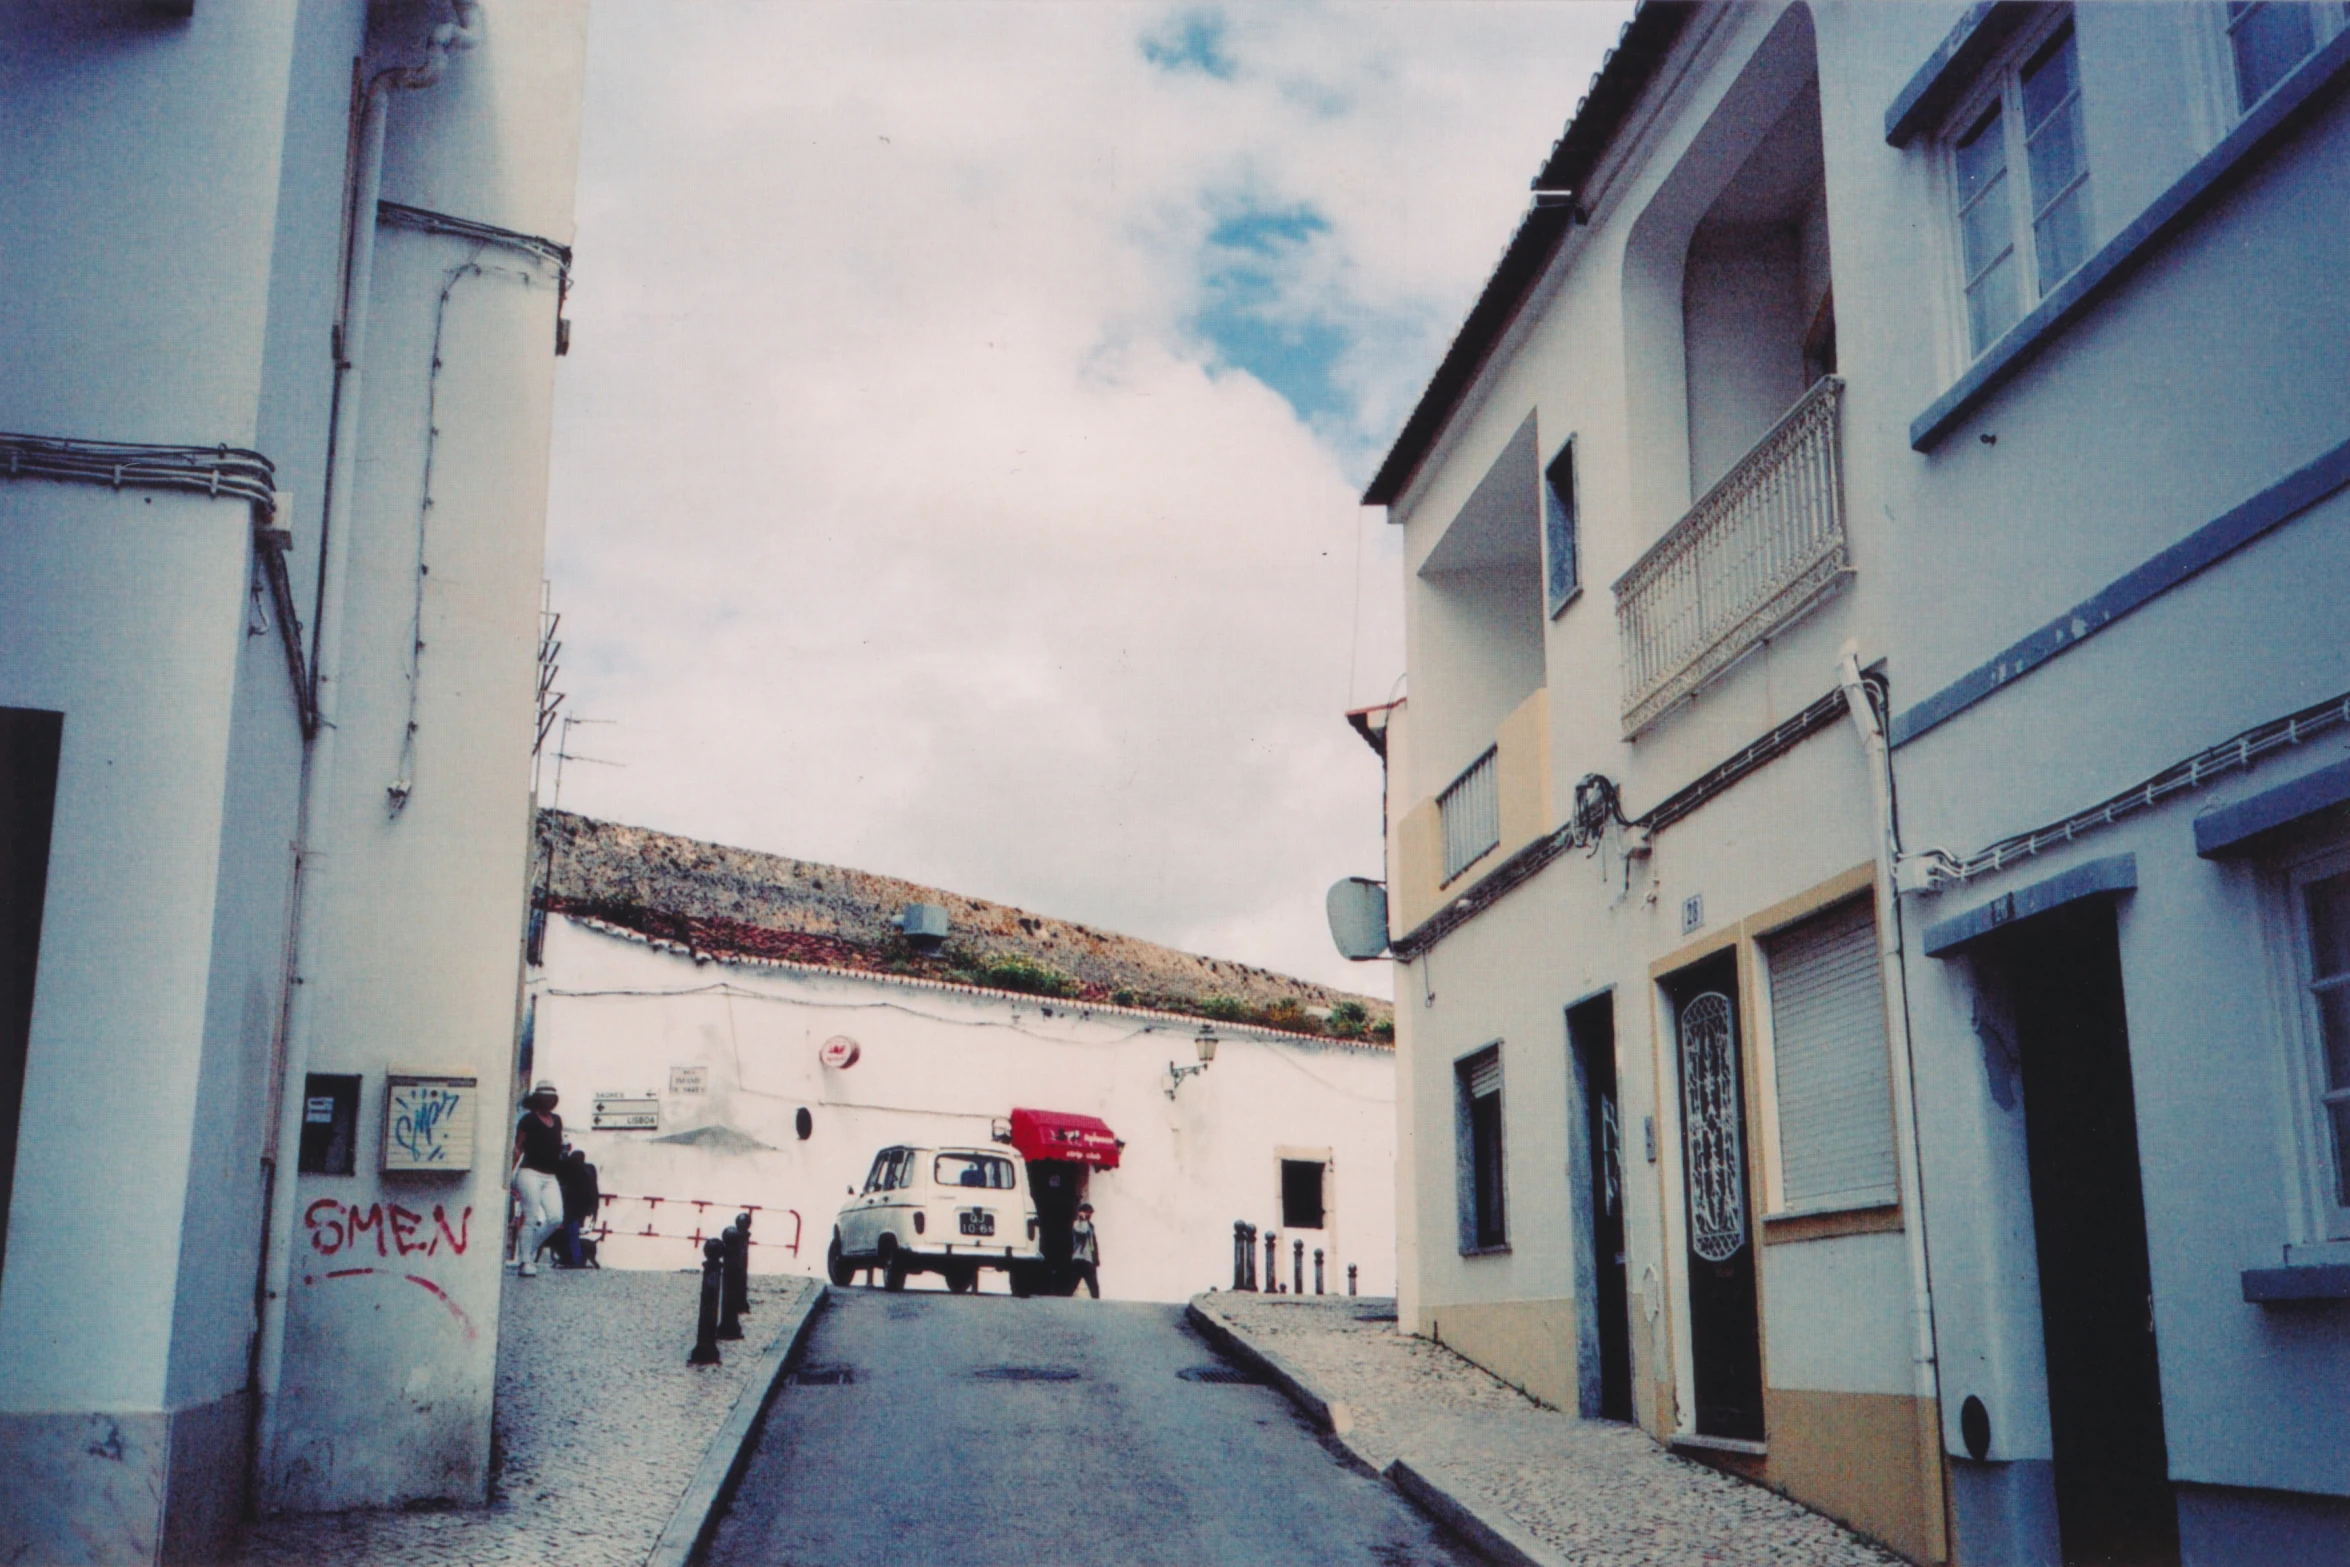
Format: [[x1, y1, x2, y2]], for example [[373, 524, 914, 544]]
[[828, 1144, 1045, 1293]]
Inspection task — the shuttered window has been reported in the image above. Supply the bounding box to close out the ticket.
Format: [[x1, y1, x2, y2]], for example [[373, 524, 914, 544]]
[[1765, 898, 1899, 1210], [1456, 1045, 1507, 1251]]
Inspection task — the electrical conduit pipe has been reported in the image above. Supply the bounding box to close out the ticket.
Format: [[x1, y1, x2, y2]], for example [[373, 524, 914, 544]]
[[1837, 640, 1949, 1559], [251, 0, 482, 1496]]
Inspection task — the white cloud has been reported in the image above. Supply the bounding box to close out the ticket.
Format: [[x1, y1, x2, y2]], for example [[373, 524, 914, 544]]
[[546, 1, 1631, 989]]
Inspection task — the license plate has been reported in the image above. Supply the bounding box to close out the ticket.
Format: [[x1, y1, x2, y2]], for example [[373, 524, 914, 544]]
[[959, 1209, 995, 1237]]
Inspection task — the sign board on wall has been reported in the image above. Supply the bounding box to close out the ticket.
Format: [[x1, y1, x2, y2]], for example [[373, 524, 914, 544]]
[[820, 1035, 861, 1069], [593, 1091, 661, 1130], [382, 1072, 477, 1173], [669, 1064, 707, 1095]]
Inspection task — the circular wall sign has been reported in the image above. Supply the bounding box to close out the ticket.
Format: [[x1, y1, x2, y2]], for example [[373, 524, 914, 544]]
[[819, 1035, 861, 1070]]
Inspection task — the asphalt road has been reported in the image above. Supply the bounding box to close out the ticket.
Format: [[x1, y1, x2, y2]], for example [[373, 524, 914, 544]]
[[707, 1289, 1481, 1567]]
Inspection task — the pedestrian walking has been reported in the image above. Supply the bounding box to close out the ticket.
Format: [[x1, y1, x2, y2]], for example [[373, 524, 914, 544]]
[[556, 1144, 601, 1268], [1070, 1200, 1101, 1299], [511, 1081, 566, 1276]]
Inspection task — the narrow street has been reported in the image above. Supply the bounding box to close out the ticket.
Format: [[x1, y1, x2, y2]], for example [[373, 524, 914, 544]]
[[708, 1290, 1478, 1567]]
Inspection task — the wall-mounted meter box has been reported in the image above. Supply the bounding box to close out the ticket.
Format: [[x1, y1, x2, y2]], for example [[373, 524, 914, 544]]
[[382, 1070, 478, 1173]]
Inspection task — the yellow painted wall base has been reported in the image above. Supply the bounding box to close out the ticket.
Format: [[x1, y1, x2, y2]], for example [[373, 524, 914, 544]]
[[1422, 1297, 1577, 1411], [1764, 1388, 1946, 1565]]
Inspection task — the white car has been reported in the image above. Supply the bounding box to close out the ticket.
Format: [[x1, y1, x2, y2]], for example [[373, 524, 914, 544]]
[[828, 1144, 1045, 1293]]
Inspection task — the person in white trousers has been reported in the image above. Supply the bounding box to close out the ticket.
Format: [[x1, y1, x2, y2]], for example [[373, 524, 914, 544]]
[[511, 1080, 567, 1275]]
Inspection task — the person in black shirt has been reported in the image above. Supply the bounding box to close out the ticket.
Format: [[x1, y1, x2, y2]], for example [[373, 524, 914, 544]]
[[511, 1081, 565, 1275], [556, 1146, 600, 1268]]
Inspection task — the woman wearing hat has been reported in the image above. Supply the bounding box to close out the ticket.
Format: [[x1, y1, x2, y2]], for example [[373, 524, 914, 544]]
[[510, 1081, 566, 1276]]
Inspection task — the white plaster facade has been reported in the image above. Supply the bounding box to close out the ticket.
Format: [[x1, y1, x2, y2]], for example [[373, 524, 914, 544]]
[[0, 3, 588, 1558], [530, 913, 1399, 1305], [1366, 5, 2350, 1565]]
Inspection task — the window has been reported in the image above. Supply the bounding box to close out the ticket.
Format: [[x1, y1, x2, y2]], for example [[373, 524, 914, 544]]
[[1281, 1158, 1327, 1229], [1543, 439, 1580, 616], [1949, 17, 2092, 356], [864, 1147, 916, 1192], [2291, 853, 2350, 1236], [935, 1153, 1017, 1190], [2226, 2, 2342, 112], [1764, 899, 1900, 1213], [1439, 747, 1500, 883], [1456, 1045, 1507, 1252]]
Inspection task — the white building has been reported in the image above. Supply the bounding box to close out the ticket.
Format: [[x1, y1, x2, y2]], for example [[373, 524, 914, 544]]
[[0, 4, 587, 1558], [530, 811, 1398, 1303], [1357, 5, 2350, 1565]]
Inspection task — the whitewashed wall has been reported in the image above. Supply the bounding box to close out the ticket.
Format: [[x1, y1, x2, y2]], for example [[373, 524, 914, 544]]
[[531, 916, 1398, 1302]]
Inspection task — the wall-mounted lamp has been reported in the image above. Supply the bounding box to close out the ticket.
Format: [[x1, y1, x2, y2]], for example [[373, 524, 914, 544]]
[[1166, 1024, 1218, 1099]]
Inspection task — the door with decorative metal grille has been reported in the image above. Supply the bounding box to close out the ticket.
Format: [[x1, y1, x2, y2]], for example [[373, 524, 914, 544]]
[[1670, 955, 1764, 1440]]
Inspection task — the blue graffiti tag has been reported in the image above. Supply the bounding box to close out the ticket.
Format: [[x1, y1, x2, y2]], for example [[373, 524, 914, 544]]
[[392, 1085, 460, 1163]]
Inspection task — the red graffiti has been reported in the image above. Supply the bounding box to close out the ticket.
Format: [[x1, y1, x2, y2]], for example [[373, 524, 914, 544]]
[[305, 1198, 474, 1259]]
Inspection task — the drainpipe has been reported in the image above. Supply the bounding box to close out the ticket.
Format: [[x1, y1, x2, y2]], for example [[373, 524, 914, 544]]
[[251, 3, 482, 1496], [1837, 641, 1948, 1543]]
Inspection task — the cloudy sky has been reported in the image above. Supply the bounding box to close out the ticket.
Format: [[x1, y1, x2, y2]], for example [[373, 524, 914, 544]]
[[544, 2, 1632, 993]]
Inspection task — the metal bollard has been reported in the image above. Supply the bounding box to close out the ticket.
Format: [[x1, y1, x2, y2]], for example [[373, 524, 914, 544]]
[[726, 1212, 753, 1319], [1293, 1238, 1305, 1298], [1347, 1263, 1358, 1297], [1314, 1248, 1325, 1296], [1264, 1229, 1279, 1294], [716, 1224, 745, 1341], [1244, 1224, 1258, 1291], [1233, 1221, 1248, 1291], [689, 1237, 724, 1366]]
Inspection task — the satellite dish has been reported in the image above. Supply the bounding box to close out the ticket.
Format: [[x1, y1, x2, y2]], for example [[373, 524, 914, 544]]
[[819, 1035, 861, 1069], [1326, 877, 1389, 961]]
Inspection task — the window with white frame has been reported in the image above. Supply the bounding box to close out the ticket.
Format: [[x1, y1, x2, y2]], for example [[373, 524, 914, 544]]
[[2290, 849, 2350, 1237], [1948, 14, 2092, 357], [2224, 2, 2345, 114], [1763, 898, 1900, 1213]]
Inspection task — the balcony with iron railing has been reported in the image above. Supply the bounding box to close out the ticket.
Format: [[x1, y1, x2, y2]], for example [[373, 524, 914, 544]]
[[1613, 376, 1850, 737]]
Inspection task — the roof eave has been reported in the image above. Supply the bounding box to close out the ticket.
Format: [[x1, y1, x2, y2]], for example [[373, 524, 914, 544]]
[[1361, 2, 1698, 511]]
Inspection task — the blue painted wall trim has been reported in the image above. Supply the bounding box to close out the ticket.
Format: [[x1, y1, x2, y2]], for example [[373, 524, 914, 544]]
[[1921, 854, 2136, 958], [2195, 757, 2350, 859], [2241, 1263, 2350, 1303], [1883, 3, 2032, 147], [1910, 27, 2350, 452], [1891, 436, 2350, 749]]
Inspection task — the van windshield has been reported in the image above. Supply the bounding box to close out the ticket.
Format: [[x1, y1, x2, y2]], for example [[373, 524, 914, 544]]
[[935, 1153, 1017, 1190]]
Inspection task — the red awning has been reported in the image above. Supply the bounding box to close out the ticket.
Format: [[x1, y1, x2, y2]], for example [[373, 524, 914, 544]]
[[1008, 1108, 1121, 1169]]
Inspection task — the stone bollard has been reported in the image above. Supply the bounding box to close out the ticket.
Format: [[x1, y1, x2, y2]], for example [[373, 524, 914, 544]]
[[1243, 1223, 1259, 1291], [1233, 1221, 1249, 1291], [689, 1237, 725, 1366], [726, 1212, 753, 1319], [715, 1225, 745, 1342], [1264, 1229, 1280, 1294], [1293, 1238, 1305, 1298], [1314, 1248, 1325, 1296], [1347, 1264, 1358, 1297]]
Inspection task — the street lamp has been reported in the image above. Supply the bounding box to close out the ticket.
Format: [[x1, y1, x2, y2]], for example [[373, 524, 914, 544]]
[[1166, 1024, 1218, 1099]]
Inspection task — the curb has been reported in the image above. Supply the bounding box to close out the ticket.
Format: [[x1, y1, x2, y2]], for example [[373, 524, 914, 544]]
[[1388, 1457, 1568, 1567], [644, 1280, 830, 1567], [1182, 1300, 1378, 1475], [1186, 1297, 1565, 1567]]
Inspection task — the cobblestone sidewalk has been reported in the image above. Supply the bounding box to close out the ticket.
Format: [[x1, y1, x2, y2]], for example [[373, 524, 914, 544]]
[[1196, 1293, 1906, 1567], [239, 1268, 814, 1567]]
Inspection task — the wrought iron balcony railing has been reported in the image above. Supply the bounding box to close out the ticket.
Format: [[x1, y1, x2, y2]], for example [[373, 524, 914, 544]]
[[1438, 746, 1500, 884], [1613, 376, 1850, 737]]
